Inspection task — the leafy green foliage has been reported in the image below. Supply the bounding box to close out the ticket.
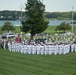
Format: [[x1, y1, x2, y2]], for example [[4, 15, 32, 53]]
[[44, 12, 74, 20], [21, 0, 49, 39], [56, 22, 71, 32], [1, 21, 15, 32]]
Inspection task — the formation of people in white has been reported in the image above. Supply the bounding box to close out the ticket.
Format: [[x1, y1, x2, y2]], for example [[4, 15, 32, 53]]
[[6, 41, 76, 55]]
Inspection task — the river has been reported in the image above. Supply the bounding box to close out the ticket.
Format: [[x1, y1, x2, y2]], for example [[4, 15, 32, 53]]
[[0, 20, 76, 26]]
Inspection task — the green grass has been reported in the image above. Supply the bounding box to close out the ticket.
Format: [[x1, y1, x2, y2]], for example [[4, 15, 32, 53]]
[[0, 26, 76, 34], [14, 26, 21, 33], [0, 48, 76, 75], [44, 26, 56, 34], [44, 26, 76, 34], [0, 26, 21, 34]]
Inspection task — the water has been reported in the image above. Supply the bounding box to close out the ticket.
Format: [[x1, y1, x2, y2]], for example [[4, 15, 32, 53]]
[[0, 20, 22, 26], [49, 20, 76, 26], [0, 20, 76, 26]]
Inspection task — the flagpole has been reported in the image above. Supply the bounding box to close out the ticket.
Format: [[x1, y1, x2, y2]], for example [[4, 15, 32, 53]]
[[72, 6, 74, 33], [19, 4, 23, 20]]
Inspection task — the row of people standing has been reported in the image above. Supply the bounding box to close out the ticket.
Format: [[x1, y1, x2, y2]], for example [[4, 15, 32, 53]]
[[7, 42, 76, 55]]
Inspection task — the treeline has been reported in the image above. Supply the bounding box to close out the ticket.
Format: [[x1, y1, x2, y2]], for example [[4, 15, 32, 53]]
[[0, 10, 76, 20], [44, 12, 76, 20], [0, 10, 25, 20]]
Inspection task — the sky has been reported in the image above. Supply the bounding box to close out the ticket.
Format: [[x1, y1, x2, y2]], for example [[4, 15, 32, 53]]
[[0, 0, 76, 12]]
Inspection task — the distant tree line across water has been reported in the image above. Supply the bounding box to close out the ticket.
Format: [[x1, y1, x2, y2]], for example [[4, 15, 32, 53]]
[[0, 10, 25, 20], [45, 12, 76, 20], [0, 10, 76, 20]]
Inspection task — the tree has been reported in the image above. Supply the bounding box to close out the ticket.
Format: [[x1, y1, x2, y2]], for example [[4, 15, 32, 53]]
[[56, 22, 71, 33], [1, 21, 15, 32], [20, 0, 49, 39]]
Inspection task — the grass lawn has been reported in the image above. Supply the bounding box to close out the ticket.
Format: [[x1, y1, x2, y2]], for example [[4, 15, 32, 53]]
[[44, 26, 76, 34], [0, 26, 20, 34], [0, 48, 76, 75], [1, 26, 76, 34]]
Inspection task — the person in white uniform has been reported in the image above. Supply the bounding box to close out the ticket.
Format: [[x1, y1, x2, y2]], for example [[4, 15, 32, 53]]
[[71, 43, 75, 52], [75, 43, 76, 52], [36, 44, 41, 55], [48, 44, 53, 55], [44, 44, 50, 55], [40, 45, 44, 55]]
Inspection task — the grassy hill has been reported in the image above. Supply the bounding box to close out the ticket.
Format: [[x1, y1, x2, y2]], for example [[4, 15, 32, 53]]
[[0, 48, 76, 75]]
